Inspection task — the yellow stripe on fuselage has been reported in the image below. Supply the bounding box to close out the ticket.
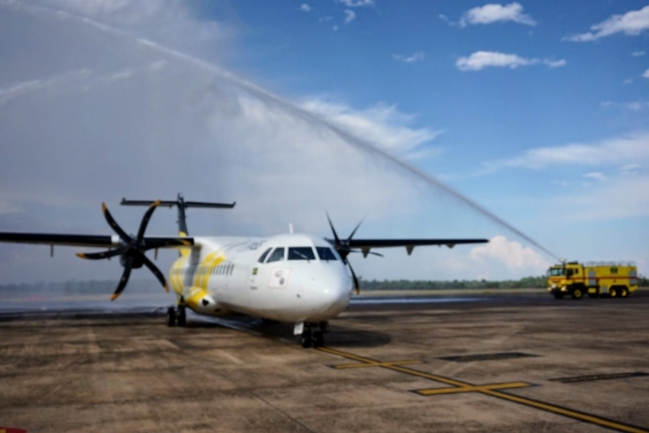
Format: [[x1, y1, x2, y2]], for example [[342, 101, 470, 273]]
[[170, 256, 188, 295], [193, 251, 226, 290]]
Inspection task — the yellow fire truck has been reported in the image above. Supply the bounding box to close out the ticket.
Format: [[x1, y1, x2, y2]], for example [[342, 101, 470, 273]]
[[547, 261, 638, 300]]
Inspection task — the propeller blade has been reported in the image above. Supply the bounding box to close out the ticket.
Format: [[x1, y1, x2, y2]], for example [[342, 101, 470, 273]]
[[140, 252, 169, 293], [347, 262, 360, 295], [326, 212, 341, 244], [111, 258, 133, 301], [347, 218, 364, 242], [136, 200, 161, 242], [102, 203, 131, 243], [76, 247, 126, 260]]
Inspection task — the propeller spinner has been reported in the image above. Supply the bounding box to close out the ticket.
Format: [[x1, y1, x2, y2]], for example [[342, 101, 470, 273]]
[[76, 201, 168, 300]]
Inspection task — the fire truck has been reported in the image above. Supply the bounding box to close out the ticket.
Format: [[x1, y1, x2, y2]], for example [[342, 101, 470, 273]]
[[547, 261, 638, 300]]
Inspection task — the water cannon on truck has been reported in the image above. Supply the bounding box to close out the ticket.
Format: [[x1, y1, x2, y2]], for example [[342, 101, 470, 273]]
[[547, 261, 638, 300]]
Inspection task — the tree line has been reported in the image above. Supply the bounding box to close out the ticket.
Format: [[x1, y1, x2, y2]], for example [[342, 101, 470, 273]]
[[358, 274, 649, 291], [0, 275, 647, 294]]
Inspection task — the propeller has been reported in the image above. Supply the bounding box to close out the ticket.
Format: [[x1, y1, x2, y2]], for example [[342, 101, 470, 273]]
[[326, 213, 382, 295], [76, 201, 168, 301]]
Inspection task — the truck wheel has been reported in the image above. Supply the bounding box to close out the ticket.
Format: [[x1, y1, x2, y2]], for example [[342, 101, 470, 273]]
[[619, 287, 629, 298], [609, 287, 617, 298], [571, 288, 583, 300]]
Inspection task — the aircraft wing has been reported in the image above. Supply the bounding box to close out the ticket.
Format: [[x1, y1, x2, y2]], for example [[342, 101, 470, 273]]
[[327, 237, 488, 256], [0, 232, 194, 248]]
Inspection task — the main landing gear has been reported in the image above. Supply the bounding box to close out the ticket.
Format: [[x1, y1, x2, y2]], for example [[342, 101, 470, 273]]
[[300, 322, 327, 348], [166, 301, 187, 327]]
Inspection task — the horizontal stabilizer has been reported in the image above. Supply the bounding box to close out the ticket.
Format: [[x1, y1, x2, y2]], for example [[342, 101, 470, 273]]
[[121, 199, 235, 209]]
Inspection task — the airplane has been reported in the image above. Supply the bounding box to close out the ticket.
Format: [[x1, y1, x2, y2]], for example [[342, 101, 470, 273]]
[[0, 194, 488, 348]]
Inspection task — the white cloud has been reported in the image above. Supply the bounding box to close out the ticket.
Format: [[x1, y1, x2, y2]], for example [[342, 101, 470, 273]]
[[624, 78, 633, 84], [105, 69, 133, 82], [487, 133, 649, 169], [300, 4, 311, 12], [392, 51, 425, 64], [456, 51, 565, 71], [299, 99, 442, 158], [469, 236, 550, 272], [583, 171, 607, 181], [337, 0, 374, 7], [627, 101, 649, 111], [543, 59, 566, 68], [459, 3, 536, 27], [344, 9, 356, 24], [456, 51, 536, 70], [620, 163, 641, 172], [564, 6, 649, 42], [632, 50, 646, 57], [600, 100, 649, 111], [332, 24, 339, 31], [438, 14, 454, 26], [643, 69, 649, 79]]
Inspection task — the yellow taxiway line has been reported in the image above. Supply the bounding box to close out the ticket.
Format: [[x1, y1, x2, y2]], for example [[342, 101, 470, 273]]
[[317, 346, 649, 433]]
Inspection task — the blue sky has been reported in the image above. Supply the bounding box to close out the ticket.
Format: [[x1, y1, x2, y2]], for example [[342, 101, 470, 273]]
[[0, 0, 648, 283]]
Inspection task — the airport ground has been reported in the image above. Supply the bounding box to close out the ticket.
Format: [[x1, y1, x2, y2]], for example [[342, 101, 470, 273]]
[[0, 289, 648, 432]]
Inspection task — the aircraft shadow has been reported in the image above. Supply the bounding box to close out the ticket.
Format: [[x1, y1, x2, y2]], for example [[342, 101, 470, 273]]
[[186, 315, 392, 348]]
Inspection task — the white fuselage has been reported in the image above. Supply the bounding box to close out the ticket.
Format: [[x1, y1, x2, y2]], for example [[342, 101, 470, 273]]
[[168, 233, 353, 323]]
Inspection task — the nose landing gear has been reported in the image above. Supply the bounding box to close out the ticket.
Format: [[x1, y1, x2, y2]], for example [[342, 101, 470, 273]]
[[300, 322, 327, 348]]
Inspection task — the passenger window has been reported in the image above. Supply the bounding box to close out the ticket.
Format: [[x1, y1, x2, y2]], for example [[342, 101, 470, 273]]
[[258, 248, 272, 263], [316, 247, 338, 261], [266, 248, 285, 263], [288, 247, 316, 261]]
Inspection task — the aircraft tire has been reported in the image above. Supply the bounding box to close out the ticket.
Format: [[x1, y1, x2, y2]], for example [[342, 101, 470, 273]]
[[301, 325, 313, 349], [313, 331, 324, 348], [166, 307, 176, 327], [301, 332, 312, 349], [177, 306, 187, 327]]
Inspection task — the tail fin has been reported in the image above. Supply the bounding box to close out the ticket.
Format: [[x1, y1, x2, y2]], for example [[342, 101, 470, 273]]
[[121, 193, 235, 256]]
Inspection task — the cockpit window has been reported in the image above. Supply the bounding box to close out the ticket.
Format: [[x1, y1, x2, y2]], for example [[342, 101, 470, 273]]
[[258, 248, 272, 263], [316, 247, 338, 261], [266, 247, 285, 263], [288, 247, 316, 261]]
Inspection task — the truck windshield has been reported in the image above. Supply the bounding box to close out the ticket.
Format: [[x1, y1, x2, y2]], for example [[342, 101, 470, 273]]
[[548, 268, 565, 276]]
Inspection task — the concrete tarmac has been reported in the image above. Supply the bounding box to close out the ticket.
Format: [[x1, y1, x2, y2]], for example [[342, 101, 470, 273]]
[[1, 290, 648, 432]]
